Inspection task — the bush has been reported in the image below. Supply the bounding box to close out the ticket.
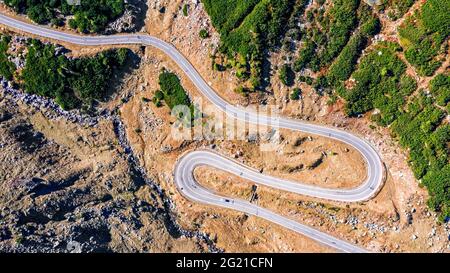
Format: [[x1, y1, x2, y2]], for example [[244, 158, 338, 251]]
[[399, 0, 449, 76], [4, 0, 125, 33], [234, 85, 249, 97], [183, 4, 189, 16], [361, 17, 381, 36], [199, 29, 209, 39], [313, 76, 329, 95], [154, 90, 164, 100], [0, 35, 15, 81], [294, 40, 315, 72], [429, 73, 450, 107], [399, 75, 417, 96], [158, 71, 191, 109], [116, 48, 129, 66], [202, 0, 297, 88], [279, 64, 294, 86]]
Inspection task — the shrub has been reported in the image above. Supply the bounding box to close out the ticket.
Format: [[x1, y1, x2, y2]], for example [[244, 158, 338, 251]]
[[22, 40, 130, 110], [294, 40, 315, 72], [234, 85, 249, 97], [0, 35, 15, 81], [158, 71, 191, 109], [399, 0, 449, 76], [429, 73, 450, 107], [199, 29, 209, 39], [361, 17, 381, 36], [183, 4, 189, 16]]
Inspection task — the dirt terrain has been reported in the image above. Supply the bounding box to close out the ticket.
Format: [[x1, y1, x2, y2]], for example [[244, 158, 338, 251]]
[[116, 44, 448, 252], [0, 0, 448, 253]]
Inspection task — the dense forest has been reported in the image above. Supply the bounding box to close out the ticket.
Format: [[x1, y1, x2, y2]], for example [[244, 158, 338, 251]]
[[399, 0, 450, 76], [0, 36, 130, 110], [0, 35, 15, 81], [3, 0, 125, 33], [342, 41, 449, 220], [203, 0, 450, 220], [335, 0, 450, 220]]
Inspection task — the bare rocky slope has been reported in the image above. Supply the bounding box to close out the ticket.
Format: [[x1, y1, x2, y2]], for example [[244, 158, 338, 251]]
[[0, 87, 217, 252]]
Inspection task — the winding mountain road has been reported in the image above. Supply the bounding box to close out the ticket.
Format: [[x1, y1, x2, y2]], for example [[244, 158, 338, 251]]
[[0, 13, 384, 253]]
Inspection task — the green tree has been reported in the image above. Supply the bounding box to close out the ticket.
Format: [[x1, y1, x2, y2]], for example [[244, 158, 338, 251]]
[[199, 29, 209, 39]]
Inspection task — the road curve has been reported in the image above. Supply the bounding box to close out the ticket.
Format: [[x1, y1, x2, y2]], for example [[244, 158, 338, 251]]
[[0, 14, 383, 252]]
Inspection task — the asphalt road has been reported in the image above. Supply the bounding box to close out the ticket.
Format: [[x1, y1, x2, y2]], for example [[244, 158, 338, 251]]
[[0, 14, 383, 252]]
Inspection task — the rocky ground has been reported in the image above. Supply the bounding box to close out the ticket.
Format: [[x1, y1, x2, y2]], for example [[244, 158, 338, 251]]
[[0, 0, 147, 34], [0, 54, 217, 252]]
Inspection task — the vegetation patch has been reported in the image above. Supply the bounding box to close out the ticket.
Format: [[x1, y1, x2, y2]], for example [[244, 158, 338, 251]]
[[183, 4, 189, 17], [279, 64, 295, 86], [199, 29, 209, 39], [3, 0, 125, 33], [0, 35, 15, 81], [387, 0, 416, 20], [294, 0, 361, 73], [291, 0, 381, 94], [290, 87, 302, 100], [203, 0, 298, 89], [343, 41, 449, 220], [156, 71, 192, 110], [342, 42, 411, 121], [398, 0, 450, 76], [21, 40, 130, 110], [155, 70, 199, 125], [327, 15, 380, 86], [391, 94, 449, 221], [430, 73, 450, 108]]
